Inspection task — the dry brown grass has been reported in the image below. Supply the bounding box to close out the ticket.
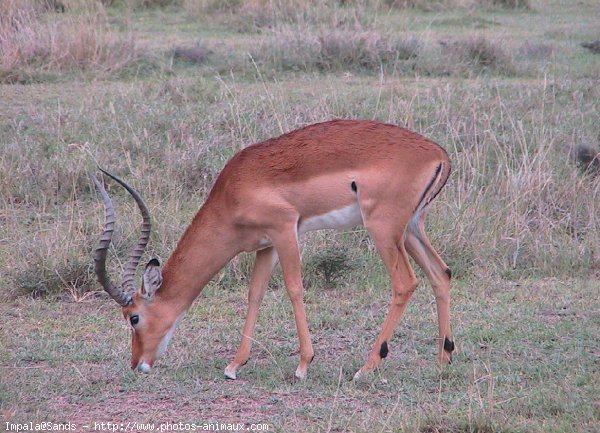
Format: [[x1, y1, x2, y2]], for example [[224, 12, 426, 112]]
[[3, 75, 598, 299], [183, 0, 529, 36], [185, 0, 370, 32], [0, 0, 137, 82]]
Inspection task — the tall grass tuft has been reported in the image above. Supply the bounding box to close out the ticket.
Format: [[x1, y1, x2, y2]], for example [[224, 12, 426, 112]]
[[0, 0, 137, 82]]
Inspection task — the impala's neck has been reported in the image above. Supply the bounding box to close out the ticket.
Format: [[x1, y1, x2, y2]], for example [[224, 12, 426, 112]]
[[155, 202, 238, 312]]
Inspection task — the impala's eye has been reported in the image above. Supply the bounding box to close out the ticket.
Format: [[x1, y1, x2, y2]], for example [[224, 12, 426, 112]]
[[130, 315, 140, 326]]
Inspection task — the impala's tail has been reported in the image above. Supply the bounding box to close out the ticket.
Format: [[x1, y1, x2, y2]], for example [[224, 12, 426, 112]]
[[414, 160, 451, 215]]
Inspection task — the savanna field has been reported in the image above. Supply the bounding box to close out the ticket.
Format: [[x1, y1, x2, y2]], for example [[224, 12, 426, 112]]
[[0, 0, 599, 432]]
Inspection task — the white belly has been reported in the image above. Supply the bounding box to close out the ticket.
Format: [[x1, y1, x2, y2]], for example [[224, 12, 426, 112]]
[[298, 203, 363, 235]]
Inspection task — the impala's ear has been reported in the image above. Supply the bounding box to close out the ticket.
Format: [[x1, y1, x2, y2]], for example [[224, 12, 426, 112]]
[[141, 258, 162, 299]]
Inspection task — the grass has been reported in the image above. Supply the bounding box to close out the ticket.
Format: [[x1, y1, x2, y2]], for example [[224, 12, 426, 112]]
[[0, 0, 139, 83], [1, 0, 599, 431], [1, 278, 598, 431]]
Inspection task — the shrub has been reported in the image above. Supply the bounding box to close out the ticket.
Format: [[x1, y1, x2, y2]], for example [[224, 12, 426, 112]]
[[13, 254, 95, 299], [461, 36, 507, 67], [252, 26, 420, 72], [126, 0, 179, 8], [304, 244, 364, 288], [380, 0, 469, 10], [517, 41, 554, 59], [438, 35, 515, 75], [317, 29, 409, 69], [581, 41, 600, 54], [345, 0, 530, 10], [172, 42, 212, 64], [487, 0, 530, 9], [572, 144, 600, 176]]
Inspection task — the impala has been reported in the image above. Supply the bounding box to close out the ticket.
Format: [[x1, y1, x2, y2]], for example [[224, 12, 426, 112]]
[[92, 119, 454, 380]]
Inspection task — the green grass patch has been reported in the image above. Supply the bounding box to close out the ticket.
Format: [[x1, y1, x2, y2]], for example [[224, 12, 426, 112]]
[[1, 279, 598, 431]]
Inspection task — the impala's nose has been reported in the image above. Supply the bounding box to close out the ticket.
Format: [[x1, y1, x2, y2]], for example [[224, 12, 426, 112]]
[[136, 361, 152, 374]]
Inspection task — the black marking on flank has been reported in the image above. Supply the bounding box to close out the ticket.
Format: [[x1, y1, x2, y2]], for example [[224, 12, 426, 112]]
[[379, 341, 389, 358], [351, 181, 357, 193], [429, 161, 451, 205], [445, 267, 452, 279], [415, 163, 442, 212], [309, 354, 315, 364], [444, 337, 455, 353]]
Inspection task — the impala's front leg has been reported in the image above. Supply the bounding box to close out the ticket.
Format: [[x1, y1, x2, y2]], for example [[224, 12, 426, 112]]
[[225, 247, 278, 380], [271, 227, 314, 380]]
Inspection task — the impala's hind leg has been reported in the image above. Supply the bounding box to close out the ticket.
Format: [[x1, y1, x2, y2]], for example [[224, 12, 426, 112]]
[[225, 247, 278, 380], [404, 213, 454, 364], [354, 213, 418, 379]]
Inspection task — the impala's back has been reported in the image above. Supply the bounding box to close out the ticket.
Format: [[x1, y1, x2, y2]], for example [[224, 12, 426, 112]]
[[208, 119, 450, 237]]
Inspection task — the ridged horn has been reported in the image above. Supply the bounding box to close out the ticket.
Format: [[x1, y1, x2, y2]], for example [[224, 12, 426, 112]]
[[91, 173, 131, 307], [91, 168, 153, 306]]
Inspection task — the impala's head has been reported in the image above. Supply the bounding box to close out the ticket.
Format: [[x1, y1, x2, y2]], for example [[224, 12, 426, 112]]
[[92, 169, 179, 374]]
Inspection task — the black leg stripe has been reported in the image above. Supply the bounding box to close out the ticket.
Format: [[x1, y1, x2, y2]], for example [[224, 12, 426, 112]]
[[379, 341, 389, 358], [444, 337, 455, 352]]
